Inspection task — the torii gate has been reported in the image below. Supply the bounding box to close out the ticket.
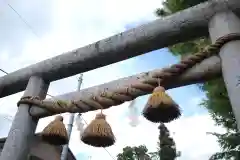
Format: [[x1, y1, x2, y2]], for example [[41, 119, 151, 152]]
[[1, 0, 240, 159]]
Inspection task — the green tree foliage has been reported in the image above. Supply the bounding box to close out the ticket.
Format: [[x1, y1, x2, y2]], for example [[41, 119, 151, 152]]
[[117, 145, 151, 160], [155, 0, 240, 159], [200, 79, 239, 159], [207, 132, 240, 159], [158, 123, 179, 160], [146, 123, 180, 160], [199, 80, 237, 131], [155, 0, 209, 58], [156, 0, 208, 17], [116, 124, 179, 160]]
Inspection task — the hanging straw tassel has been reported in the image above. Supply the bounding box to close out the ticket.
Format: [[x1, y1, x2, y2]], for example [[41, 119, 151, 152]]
[[142, 84, 181, 123], [81, 112, 115, 147], [41, 115, 68, 145]]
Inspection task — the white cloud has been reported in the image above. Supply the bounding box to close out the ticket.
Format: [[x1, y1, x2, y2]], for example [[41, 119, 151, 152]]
[[0, 0, 226, 160]]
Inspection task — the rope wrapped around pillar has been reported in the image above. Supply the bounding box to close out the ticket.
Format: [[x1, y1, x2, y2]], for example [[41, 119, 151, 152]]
[[17, 33, 240, 116]]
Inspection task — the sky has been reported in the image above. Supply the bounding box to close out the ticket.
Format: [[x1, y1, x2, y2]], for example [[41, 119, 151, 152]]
[[0, 0, 226, 160]]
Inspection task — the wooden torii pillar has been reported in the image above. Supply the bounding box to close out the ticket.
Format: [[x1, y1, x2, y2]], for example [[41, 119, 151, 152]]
[[209, 11, 240, 129], [0, 76, 49, 160]]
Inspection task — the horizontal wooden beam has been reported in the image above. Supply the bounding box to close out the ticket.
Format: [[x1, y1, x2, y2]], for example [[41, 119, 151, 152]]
[[30, 55, 222, 118], [0, 0, 239, 98]]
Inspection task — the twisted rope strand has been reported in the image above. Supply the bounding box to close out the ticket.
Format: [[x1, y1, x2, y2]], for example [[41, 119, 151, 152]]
[[17, 33, 240, 115]]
